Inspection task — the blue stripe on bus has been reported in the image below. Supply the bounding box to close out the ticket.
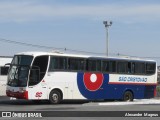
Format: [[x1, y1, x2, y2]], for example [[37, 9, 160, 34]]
[[77, 72, 156, 100]]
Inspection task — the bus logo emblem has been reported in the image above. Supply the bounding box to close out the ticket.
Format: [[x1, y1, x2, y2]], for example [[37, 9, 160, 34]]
[[83, 73, 104, 91], [35, 92, 42, 98]]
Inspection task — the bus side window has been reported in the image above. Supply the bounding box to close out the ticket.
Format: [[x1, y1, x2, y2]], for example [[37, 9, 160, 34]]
[[88, 60, 96, 71], [102, 61, 109, 72], [135, 62, 145, 74], [49, 57, 67, 71], [146, 63, 156, 74], [88, 60, 101, 72], [68, 58, 86, 71], [109, 61, 116, 73], [97, 60, 101, 71], [131, 63, 135, 74], [32, 56, 48, 80], [117, 61, 127, 73], [127, 62, 131, 74], [79, 59, 86, 71], [59, 57, 67, 69]]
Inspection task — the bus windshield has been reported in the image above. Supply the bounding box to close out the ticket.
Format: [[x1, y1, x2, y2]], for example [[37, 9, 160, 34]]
[[11, 55, 33, 65], [7, 55, 33, 87]]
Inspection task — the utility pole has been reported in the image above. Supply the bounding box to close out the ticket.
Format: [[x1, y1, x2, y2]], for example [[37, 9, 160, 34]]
[[103, 21, 112, 56]]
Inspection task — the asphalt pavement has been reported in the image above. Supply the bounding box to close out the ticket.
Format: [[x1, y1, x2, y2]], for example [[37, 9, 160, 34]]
[[0, 96, 160, 120]]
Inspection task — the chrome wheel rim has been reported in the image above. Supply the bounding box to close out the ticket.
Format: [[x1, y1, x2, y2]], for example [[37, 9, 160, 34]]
[[52, 93, 58, 102]]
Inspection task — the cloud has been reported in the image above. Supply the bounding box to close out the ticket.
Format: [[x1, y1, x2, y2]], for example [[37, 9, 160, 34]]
[[0, 1, 160, 23]]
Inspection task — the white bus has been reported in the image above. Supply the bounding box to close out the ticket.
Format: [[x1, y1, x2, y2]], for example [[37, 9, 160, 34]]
[[0, 56, 12, 96], [6, 52, 157, 104]]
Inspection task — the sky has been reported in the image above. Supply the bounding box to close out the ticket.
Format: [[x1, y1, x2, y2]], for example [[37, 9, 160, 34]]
[[0, 0, 160, 64]]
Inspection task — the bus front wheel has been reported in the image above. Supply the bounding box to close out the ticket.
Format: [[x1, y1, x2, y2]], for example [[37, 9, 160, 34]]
[[123, 91, 133, 102], [49, 90, 62, 104]]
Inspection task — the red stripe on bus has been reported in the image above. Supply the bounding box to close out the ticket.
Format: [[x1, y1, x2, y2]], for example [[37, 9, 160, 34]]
[[108, 82, 157, 86]]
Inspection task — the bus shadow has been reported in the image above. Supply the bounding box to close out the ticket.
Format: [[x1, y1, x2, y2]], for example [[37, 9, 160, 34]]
[[0, 99, 91, 105], [0, 96, 118, 105]]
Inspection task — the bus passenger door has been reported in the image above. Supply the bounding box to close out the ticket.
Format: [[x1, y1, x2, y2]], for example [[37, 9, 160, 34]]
[[27, 67, 47, 100]]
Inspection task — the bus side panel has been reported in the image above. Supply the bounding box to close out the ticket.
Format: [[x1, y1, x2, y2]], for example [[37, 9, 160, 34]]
[[46, 72, 86, 100], [144, 85, 156, 98], [77, 72, 156, 100], [115, 84, 145, 99], [77, 72, 123, 100]]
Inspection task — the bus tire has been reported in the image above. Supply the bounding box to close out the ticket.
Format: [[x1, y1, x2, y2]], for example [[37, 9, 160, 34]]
[[49, 90, 62, 104], [123, 91, 133, 102]]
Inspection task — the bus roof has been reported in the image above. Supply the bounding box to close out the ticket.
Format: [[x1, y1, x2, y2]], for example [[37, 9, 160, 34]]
[[16, 51, 156, 63]]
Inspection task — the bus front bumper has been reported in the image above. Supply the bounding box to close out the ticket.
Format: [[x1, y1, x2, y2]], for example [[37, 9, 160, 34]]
[[6, 90, 28, 99]]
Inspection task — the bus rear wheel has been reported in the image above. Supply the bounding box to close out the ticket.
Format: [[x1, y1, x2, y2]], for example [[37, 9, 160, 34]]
[[49, 90, 62, 104], [123, 91, 133, 102]]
